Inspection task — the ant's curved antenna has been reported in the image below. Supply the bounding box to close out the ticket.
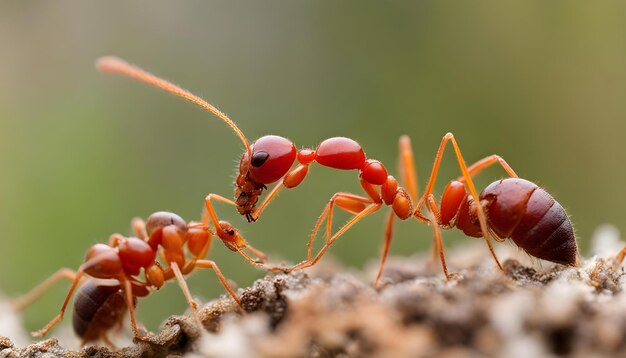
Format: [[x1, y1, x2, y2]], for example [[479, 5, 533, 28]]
[[96, 56, 251, 158]]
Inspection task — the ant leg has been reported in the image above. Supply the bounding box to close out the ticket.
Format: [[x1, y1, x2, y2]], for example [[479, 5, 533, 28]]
[[251, 181, 285, 221], [108, 233, 125, 247], [203, 194, 269, 265], [262, 193, 375, 272], [374, 135, 428, 284], [132, 217, 148, 240], [12, 268, 79, 311], [169, 262, 199, 318], [425, 199, 451, 279], [244, 242, 268, 263], [398, 135, 419, 201], [415, 133, 502, 271], [100, 335, 118, 350], [289, 180, 382, 271], [427, 194, 442, 263], [427, 194, 441, 222], [120, 278, 143, 339], [31, 270, 85, 337], [293, 203, 383, 270], [374, 211, 395, 287], [457, 154, 518, 181], [613, 246, 626, 266], [304, 192, 373, 264], [251, 164, 310, 221], [193, 259, 242, 306]]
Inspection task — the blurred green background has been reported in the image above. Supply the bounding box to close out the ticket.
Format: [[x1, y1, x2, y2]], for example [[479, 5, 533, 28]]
[[2, 2, 626, 333]]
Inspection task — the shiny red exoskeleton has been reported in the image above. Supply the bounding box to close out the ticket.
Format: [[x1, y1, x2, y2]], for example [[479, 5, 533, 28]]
[[13, 211, 266, 344], [96, 56, 578, 285], [439, 178, 577, 266]]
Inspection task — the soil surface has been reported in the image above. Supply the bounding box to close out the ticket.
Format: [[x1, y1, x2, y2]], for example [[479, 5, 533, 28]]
[[3, 227, 626, 357]]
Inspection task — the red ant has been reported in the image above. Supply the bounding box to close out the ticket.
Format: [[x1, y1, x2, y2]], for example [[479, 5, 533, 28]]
[[13, 211, 267, 344], [96, 56, 578, 285]]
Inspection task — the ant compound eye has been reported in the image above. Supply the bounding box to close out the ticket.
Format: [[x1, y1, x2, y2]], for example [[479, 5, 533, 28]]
[[226, 229, 235, 236], [251, 151, 270, 167]]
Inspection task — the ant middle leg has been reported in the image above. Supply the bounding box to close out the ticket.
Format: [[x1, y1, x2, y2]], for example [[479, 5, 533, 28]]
[[414, 133, 503, 271], [291, 202, 383, 271], [264, 192, 377, 272]]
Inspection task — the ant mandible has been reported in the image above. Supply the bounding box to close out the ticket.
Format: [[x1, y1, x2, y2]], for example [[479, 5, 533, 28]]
[[96, 56, 578, 285], [13, 211, 266, 344]]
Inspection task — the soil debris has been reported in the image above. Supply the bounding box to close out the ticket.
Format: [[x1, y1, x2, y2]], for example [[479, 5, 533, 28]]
[[3, 229, 626, 357]]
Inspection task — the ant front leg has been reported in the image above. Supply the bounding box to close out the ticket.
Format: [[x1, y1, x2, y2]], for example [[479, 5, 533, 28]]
[[286, 185, 382, 272], [415, 133, 503, 271], [203, 194, 268, 267], [250, 163, 311, 221]]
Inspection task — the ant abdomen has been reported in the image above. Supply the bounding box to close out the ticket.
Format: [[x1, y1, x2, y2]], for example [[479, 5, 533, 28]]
[[481, 178, 578, 265], [72, 281, 135, 343]]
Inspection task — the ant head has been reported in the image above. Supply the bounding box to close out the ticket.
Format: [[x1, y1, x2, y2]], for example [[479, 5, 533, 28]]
[[239, 135, 297, 184], [146, 212, 186, 236], [216, 220, 246, 251]]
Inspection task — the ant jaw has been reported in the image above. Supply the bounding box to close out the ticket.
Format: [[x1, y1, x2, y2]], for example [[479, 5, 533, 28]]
[[222, 240, 240, 253]]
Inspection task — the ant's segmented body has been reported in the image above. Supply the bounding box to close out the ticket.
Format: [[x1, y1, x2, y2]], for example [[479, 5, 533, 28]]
[[13, 211, 267, 344], [72, 281, 135, 346], [96, 56, 578, 285]]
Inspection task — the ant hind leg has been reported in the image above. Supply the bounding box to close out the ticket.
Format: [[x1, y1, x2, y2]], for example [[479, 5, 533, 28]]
[[12, 268, 79, 311]]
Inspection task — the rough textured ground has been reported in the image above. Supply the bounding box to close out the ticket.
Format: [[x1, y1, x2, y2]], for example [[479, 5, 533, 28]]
[[3, 225, 626, 357]]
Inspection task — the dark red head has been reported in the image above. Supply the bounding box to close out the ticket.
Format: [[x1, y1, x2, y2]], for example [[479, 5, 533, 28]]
[[235, 135, 296, 221]]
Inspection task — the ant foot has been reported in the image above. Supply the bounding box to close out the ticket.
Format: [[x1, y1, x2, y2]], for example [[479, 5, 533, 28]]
[[264, 265, 292, 273], [445, 272, 463, 281], [132, 327, 152, 342], [31, 330, 45, 338]]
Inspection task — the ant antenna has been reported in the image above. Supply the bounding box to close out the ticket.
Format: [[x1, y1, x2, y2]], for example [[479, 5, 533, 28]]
[[96, 56, 251, 158]]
